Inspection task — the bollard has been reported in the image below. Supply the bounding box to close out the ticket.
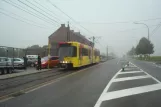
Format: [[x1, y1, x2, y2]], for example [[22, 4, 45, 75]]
[[122, 67, 124, 71]]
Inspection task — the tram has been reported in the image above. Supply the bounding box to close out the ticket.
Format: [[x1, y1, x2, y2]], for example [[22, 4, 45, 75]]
[[58, 41, 100, 69]]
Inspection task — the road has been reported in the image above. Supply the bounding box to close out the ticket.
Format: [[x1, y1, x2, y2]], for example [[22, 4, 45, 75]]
[[1, 58, 161, 107]]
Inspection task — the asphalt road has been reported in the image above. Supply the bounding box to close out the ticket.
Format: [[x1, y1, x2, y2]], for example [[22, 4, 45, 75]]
[[1, 58, 161, 107], [0, 68, 72, 97], [0, 59, 121, 107]]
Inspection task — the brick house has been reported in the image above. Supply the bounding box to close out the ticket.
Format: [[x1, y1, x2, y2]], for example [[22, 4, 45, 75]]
[[48, 24, 93, 56]]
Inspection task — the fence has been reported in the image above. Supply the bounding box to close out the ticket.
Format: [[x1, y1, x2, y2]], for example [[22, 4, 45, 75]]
[[0, 45, 60, 59], [0, 46, 51, 58], [0, 46, 25, 58]]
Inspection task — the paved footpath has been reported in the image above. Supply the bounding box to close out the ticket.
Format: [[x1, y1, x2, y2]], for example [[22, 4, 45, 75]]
[[0, 68, 50, 80]]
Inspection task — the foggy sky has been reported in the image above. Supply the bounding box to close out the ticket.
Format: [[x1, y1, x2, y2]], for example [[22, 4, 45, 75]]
[[0, 0, 161, 56]]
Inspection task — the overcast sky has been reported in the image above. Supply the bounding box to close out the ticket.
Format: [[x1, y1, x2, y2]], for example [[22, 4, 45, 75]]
[[0, 0, 161, 56]]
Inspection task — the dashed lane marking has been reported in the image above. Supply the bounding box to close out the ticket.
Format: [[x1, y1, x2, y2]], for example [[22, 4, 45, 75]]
[[155, 64, 161, 68], [130, 62, 161, 83], [118, 70, 144, 74], [99, 84, 161, 101], [94, 69, 122, 107], [112, 75, 151, 82], [116, 59, 121, 64], [94, 62, 161, 107]]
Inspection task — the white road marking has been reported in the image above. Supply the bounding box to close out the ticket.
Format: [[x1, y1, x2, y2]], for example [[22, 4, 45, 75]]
[[95, 61, 161, 107], [94, 69, 122, 107], [113, 75, 151, 82], [117, 59, 120, 64], [130, 62, 161, 83], [118, 70, 144, 74], [155, 64, 161, 68], [0, 97, 14, 103], [100, 84, 161, 101]]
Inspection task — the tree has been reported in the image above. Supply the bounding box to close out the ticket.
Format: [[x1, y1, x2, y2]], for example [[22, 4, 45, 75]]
[[127, 47, 136, 56], [26, 45, 48, 57], [28, 45, 41, 49], [42, 45, 48, 49], [135, 37, 154, 55]]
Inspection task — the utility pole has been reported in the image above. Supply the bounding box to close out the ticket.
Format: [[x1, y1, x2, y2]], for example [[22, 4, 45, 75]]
[[134, 22, 149, 40], [67, 21, 70, 41], [48, 39, 51, 69], [107, 45, 108, 58], [88, 36, 95, 63], [92, 36, 95, 47]]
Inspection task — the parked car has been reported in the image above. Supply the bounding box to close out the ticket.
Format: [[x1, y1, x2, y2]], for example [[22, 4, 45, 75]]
[[0, 57, 14, 74], [12, 58, 24, 69], [35, 56, 59, 69], [26, 55, 38, 67], [27, 58, 37, 67]]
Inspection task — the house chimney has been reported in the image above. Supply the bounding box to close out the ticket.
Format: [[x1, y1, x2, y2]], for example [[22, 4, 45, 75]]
[[61, 24, 65, 27]]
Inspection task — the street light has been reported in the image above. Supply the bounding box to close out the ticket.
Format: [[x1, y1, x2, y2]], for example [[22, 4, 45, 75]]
[[134, 22, 150, 40]]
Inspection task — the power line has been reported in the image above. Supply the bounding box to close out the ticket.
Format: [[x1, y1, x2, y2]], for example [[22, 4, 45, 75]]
[[0, 11, 50, 29], [117, 24, 160, 33], [77, 17, 161, 25], [17, 0, 60, 25], [47, 0, 96, 36], [34, 0, 89, 36], [151, 23, 161, 37], [24, 0, 62, 25], [33, 0, 63, 23], [0, 8, 52, 28], [2, 0, 59, 26]]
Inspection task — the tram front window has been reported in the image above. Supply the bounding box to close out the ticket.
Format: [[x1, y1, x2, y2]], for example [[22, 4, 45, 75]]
[[58, 46, 77, 60]]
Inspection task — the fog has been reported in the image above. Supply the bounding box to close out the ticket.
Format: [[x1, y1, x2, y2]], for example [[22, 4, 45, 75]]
[[0, 0, 161, 56]]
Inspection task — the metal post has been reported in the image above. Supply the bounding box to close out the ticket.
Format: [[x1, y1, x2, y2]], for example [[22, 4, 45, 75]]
[[92, 36, 95, 63], [134, 22, 149, 40], [107, 45, 108, 59], [48, 39, 51, 69], [13, 48, 14, 68], [67, 22, 70, 41]]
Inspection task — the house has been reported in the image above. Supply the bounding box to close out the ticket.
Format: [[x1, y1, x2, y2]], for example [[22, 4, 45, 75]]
[[48, 24, 93, 56]]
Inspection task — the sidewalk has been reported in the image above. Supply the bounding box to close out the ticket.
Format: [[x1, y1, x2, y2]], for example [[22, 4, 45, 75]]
[[0, 68, 51, 80]]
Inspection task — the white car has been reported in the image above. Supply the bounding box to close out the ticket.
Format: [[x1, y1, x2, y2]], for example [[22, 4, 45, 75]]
[[12, 58, 24, 69]]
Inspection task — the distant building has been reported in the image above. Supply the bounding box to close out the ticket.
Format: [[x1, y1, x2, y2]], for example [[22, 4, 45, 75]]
[[48, 24, 93, 56]]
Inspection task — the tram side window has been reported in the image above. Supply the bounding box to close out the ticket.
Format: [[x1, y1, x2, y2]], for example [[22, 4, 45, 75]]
[[72, 46, 77, 57], [94, 50, 99, 57], [82, 48, 88, 56], [88, 49, 91, 58]]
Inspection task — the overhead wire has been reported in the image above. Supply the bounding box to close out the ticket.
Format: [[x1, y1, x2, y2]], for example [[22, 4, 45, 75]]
[[77, 17, 161, 25], [24, 0, 62, 25], [46, 0, 96, 36], [33, 0, 64, 23], [17, 0, 60, 26], [150, 23, 161, 37], [0, 11, 50, 29], [2, 0, 59, 27], [32, 0, 84, 35], [0, 8, 52, 28]]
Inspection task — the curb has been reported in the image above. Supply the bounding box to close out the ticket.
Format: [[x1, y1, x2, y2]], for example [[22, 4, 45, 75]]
[[0, 69, 52, 80]]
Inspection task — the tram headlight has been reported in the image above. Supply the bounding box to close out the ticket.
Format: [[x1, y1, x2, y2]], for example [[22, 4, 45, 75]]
[[63, 61, 68, 63]]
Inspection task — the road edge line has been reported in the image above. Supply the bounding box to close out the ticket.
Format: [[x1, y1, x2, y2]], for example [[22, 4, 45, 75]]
[[130, 62, 161, 83], [94, 68, 122, 107]]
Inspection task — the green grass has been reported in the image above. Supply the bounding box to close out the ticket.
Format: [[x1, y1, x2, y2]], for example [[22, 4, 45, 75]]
[[135, 56, 161, 62]]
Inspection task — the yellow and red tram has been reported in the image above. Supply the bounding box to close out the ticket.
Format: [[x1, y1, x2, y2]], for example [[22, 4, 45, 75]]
[[58, 41, 100, 69]]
